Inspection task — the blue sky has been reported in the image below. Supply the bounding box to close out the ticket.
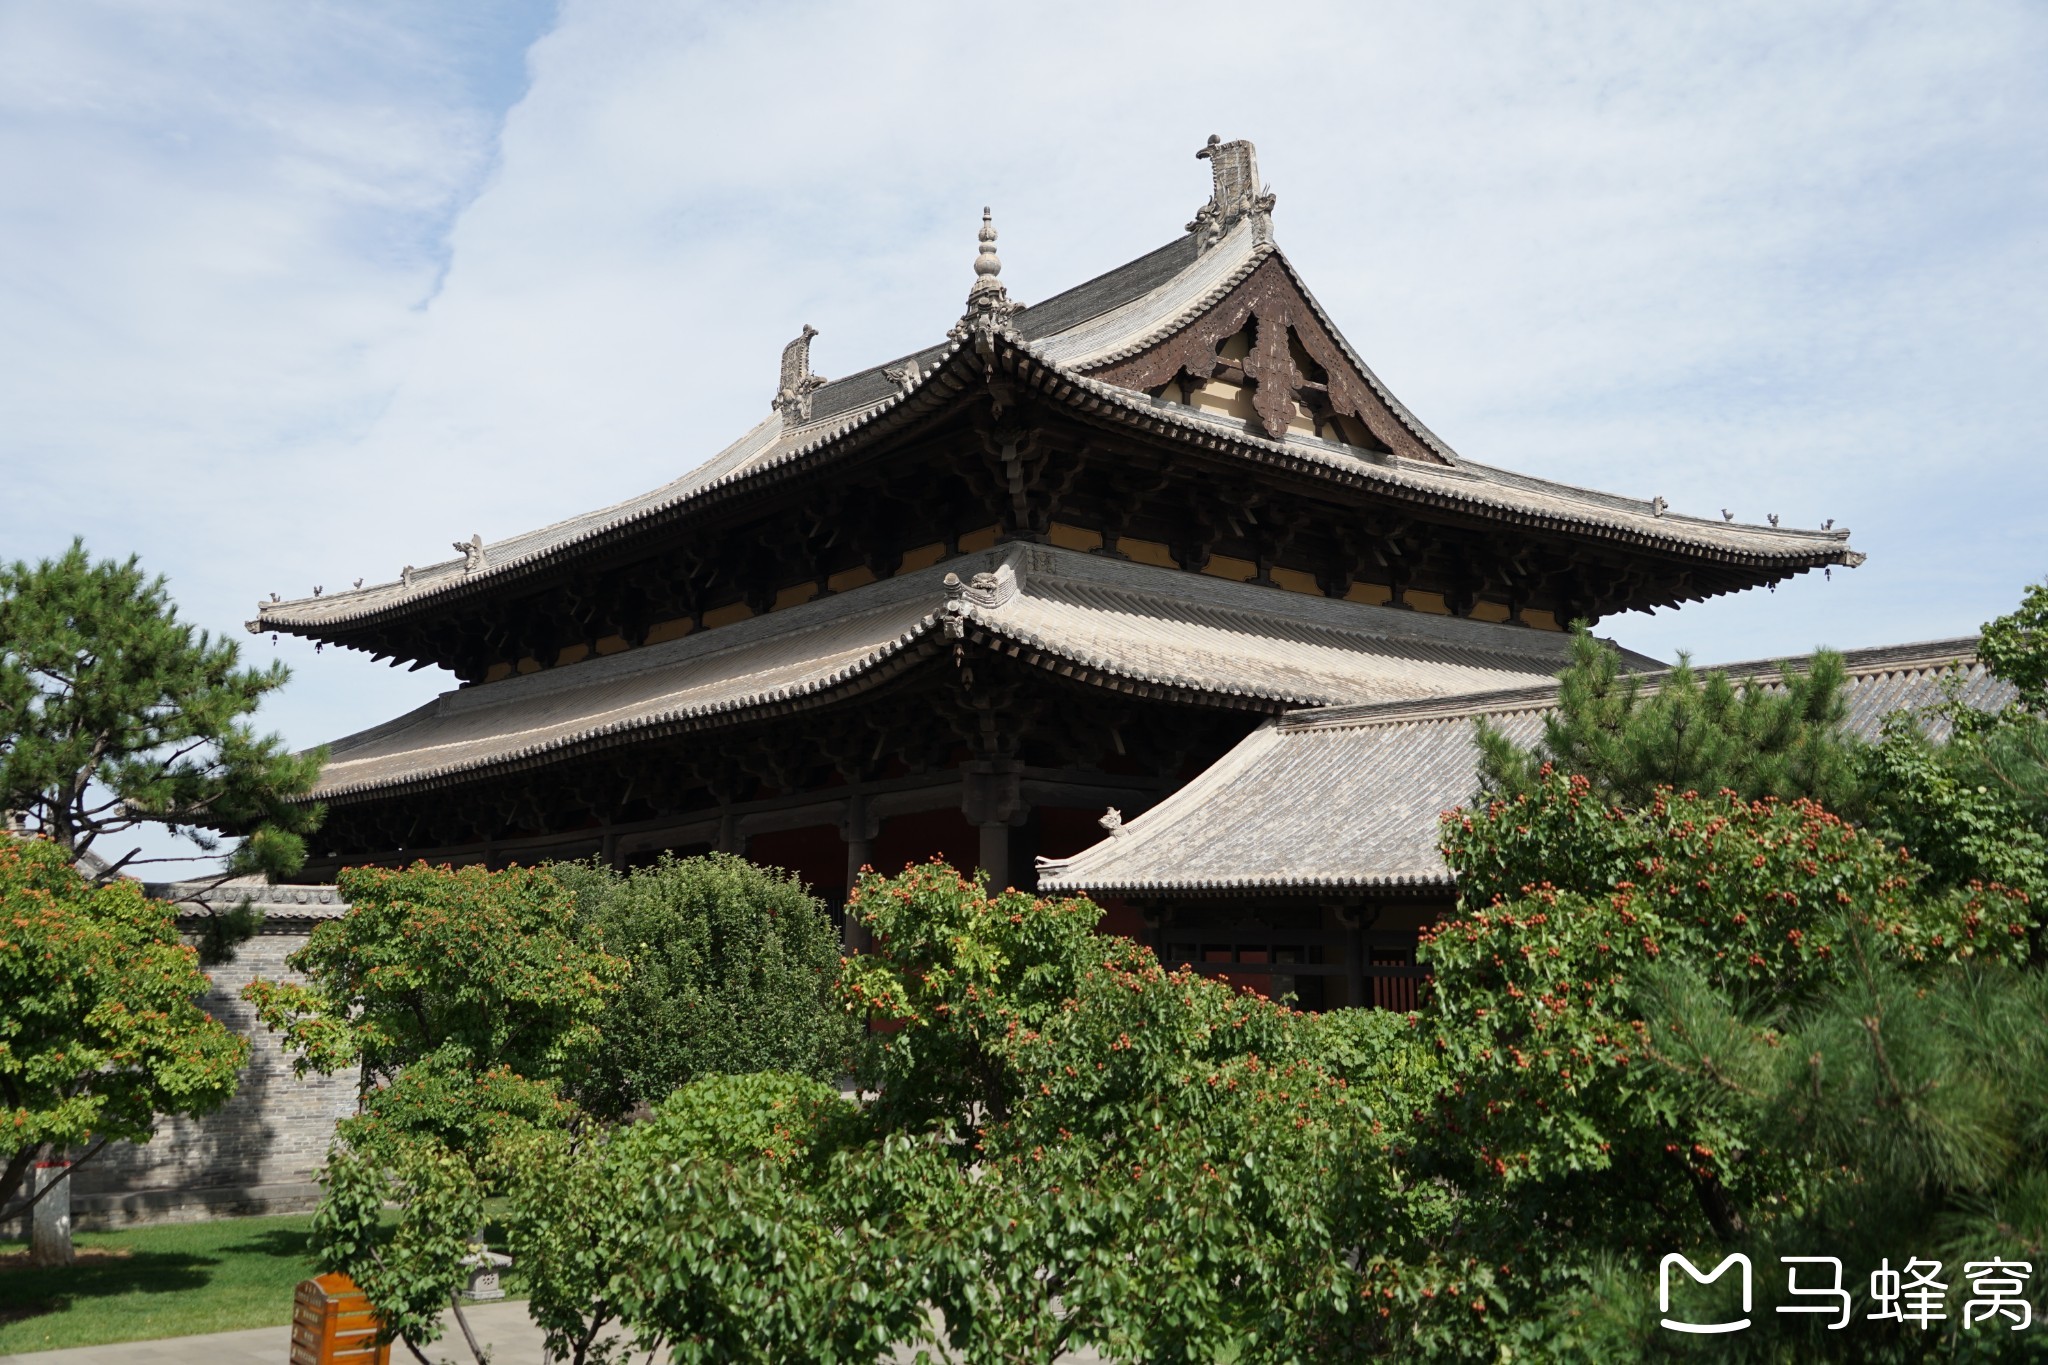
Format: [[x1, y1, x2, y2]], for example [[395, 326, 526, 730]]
[[4, 1, 2044, 875]]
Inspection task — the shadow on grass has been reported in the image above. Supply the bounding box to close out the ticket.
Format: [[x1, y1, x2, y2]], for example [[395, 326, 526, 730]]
[[214, 1224, 320, 1262], [0, 1250, 220, 1324]]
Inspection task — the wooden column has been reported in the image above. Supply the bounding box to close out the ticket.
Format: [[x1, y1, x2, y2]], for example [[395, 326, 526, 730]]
[[976, 821, 1011, 891], [1335, 901, 1370, 1011], [962, 762, 1028, 892], [839, 796, 880, 952]]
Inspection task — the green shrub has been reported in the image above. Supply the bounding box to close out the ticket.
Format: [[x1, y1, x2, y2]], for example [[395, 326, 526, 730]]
[[550, 853, 855, 1112], [245, 860, 624, 1091], [492, 1071, 932, 1365], [841, 863, 1407, 1361]]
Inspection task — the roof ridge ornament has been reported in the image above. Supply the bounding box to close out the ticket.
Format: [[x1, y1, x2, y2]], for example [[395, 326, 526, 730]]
[[882, 358, 923, 395], [950, 207, 1018, 355], [942, 564, 1017, 610], [772, 324, 828, 425], [1188, 134, 1276, 252], [940, 563, 1018, 637], [454, 534, 487, 573]]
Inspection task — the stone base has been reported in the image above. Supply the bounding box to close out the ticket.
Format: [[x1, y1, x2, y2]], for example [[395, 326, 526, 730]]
[[3, 1180, 324, 1234]]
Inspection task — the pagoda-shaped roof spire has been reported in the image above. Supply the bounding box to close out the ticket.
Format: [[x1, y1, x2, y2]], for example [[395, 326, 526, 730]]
[[953, 206, 1017, 352], [971, 206, 1004, 298], [1188, 134, 1276, 250]]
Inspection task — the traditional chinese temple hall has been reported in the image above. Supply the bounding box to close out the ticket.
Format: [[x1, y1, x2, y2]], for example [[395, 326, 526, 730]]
[[251, 135, 1876, 1010]]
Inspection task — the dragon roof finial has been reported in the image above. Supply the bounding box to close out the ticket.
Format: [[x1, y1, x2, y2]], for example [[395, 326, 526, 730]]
[[773, 325, 827, 424], [1188, 135, 1277, 251]]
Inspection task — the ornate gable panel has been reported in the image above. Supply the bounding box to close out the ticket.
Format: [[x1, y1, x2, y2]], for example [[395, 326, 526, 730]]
[[1081, 256, 1449, 466]]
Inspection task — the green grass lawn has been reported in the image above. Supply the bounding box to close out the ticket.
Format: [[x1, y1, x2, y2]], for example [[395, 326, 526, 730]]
[[0, 1214, 319, 1354]]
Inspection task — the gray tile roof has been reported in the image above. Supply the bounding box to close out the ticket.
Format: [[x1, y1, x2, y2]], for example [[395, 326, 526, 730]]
[[251, 230, 1241, 637], [146, 879, 351, 923], [1016, 233, 1205, 341], [1037, 638, 2011, 898], [254, 219, 1857, 640], [302, 542, 1619, 803]]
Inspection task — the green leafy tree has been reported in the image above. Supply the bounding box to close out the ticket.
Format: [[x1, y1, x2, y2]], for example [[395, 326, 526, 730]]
[[1979, 578, 2048, 711], [341, 864, 1431, 1363], [244, 861, 626, 1095], [548, 853, 853, 1112], [323, 1069, 930, 1365], [1863, 579, 2048, 904], [1863, 713, 2048, 905], [840, 863, 1418, 1361], [0, 541, 325, 930], [270, 862, 625, 1362], [1477, 625, 1865, 815], [0, 834, 249, 1256], [1405, 771, 2048, 1360], [313, 1060, 569, 1363], [557, 1073, 930, 1365]]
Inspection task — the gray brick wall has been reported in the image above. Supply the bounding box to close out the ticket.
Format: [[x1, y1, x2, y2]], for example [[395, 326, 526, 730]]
[[70, 921, 359, 1205]]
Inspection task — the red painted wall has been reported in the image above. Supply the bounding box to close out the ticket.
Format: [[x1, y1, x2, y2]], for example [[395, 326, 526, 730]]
[[744, 824, 847, 901], [871, 808, 979, 879], [1035, 805, 1109, 862]]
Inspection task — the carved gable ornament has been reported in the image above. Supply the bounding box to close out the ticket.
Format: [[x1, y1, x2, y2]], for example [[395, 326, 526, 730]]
[[1084, 256, 1449, 464]]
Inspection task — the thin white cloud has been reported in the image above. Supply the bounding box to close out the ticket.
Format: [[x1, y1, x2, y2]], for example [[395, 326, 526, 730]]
[[0, 0, 555, 873], [5, 0, 2044, 873]]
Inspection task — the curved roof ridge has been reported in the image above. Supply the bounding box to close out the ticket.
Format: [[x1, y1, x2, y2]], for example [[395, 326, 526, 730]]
[[1260, 246, 1463, 465], [1034, 718, 1288, 882], [1698, 635, 1983, 680], [1279, 635, 1989, 736], [1032, 220, 1269, 368], [260, 412, 788, 624], [256, 359, 948, 631]]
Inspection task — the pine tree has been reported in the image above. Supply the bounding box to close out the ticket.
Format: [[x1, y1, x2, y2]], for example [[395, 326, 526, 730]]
[[0, 540, 325, 950], [1476, 624, 1865, 814]]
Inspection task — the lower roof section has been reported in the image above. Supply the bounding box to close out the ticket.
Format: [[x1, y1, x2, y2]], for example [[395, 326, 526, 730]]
[[1037, 637, 2008, 899], [306, 541, 1613, 805]]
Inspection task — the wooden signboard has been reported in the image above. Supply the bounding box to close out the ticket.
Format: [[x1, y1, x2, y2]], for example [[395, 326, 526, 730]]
[[290, 1272, 391, 1365]]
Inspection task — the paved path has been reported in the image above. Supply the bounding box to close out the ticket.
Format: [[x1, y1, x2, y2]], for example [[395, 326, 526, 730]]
[[0, 1301, 1108, 1364], [0, 1300, 546, 1365]]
